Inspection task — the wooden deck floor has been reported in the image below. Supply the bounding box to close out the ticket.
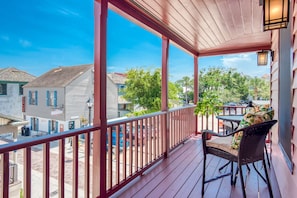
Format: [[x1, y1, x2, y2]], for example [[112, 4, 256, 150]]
[[116, 136, 281, 198]]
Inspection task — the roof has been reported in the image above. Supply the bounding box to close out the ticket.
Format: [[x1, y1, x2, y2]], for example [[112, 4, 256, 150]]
[[109, 0, 271, 56], [0, 113, 28, 126], [107, 73, 127, 84], [0, 67, 35, 82], [24, 64, 93, 88]]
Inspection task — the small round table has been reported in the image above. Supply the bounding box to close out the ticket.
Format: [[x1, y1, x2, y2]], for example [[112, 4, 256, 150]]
[[216, 115, 243, 132]]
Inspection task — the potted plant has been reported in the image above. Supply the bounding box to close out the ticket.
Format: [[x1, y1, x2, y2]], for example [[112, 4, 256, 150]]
[[194, 91, 222, 139]]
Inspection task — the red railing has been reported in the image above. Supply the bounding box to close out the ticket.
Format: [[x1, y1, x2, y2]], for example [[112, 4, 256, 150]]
[[196, 105, 247, 133], [0, 106, 196, 197], [105, 106, 196, 196]]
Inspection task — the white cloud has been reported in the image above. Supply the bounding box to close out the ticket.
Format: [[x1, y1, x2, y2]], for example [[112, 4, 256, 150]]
[[57, 8, 80, 17], [220, 53, 270, 77], [0, 35, 10, 41], [19, 39, 32, 47], [221, 53, 251, 67]]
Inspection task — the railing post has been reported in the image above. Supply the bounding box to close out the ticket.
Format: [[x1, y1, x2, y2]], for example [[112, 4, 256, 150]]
[[93, 0, 108, 197], [194, 56, 199, 135], [161, 36, 169, 158]]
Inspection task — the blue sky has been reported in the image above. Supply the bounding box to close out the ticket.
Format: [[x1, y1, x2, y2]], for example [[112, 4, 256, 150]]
[[0, 0, 270, 81]]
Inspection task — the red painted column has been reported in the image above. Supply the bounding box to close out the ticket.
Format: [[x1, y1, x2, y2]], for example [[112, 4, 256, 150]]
[[161, 36, 169, 157], [194, 56, 199, 135], [194, 56, 198, 104], [93, 0, 107, 197]]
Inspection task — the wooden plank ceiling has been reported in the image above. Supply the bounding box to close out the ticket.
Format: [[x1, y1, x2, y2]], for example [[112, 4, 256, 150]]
[[109, 0, 271, 57]]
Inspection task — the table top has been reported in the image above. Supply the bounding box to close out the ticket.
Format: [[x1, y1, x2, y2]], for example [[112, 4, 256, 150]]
[[216, 115, 243, 123]]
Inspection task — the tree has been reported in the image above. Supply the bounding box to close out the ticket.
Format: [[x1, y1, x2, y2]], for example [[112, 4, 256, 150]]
[[123, 68, 178, 114], [248, 76, 270, 100], [198, 67, 251, 104], [194, 91, 222, 129], [175, 76, 193, 104]]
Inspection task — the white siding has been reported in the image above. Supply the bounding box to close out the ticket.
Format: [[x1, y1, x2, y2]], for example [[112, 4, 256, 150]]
[[0, 83, 23, 118]]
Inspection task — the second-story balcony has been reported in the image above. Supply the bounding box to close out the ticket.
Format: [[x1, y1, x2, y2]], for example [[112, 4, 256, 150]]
[[0, 105, 280, 197], [1, 0, 296, 197]]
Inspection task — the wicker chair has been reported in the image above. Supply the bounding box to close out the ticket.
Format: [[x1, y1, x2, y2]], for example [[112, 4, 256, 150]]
[[201, 120, 277, 198]]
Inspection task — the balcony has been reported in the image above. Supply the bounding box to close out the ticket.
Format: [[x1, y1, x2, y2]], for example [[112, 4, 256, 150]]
[[0, 105, 280, 197], [1, 0, 296, 197]]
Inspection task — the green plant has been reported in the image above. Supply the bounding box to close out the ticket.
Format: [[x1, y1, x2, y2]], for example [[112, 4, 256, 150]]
[[195, 91, 222, 130]]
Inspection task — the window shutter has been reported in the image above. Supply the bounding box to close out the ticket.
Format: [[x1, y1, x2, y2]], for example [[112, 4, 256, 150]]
[[46, 91, 50, 106], [35, 91, 38, 105], [36, 118, 39, 131], [48, 120, 51, 134], [30, 117, 33, 130], [54, 91, 57, 107], [29, 91, 32, 105], [55, 121, 58, 133]]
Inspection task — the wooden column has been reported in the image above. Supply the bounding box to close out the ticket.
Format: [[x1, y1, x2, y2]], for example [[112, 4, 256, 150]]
[[93, 0, 107, 197], [161, 36, 169, 157], [194, 56, 199, 134]]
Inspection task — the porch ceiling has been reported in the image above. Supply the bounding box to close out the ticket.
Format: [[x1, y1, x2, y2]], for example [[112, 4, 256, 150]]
[[109, 0, 271, 56]]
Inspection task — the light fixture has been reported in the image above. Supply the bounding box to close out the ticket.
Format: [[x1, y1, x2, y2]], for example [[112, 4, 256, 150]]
[[263, 0, 289, 31], [257, 50, 269, 65]]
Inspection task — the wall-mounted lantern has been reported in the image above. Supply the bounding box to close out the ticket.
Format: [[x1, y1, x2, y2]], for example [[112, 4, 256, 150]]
[[257, 50, 269, 65], [263, 0, 289, 31]]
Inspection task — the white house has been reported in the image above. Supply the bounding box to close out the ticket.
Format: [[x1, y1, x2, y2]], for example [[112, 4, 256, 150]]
[[107, 72, 132, 117], [0, 67, 35, 119], [23, 64, 118, 134]]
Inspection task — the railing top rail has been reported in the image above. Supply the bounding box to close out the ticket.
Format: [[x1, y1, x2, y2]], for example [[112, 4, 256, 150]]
[[0, 125, 100, 153], [168, 105, 195, 112], [0, 106, 196, 153]]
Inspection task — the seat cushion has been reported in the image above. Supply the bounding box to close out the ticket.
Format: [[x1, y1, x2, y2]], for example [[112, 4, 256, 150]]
[[230, 104, 274, 149], [206, 136, 238, 156]]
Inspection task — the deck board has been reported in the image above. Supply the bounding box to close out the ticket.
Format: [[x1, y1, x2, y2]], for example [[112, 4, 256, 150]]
[[117, 136, 281, 198]]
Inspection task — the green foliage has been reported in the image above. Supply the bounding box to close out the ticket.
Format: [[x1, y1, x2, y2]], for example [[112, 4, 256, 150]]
[[248, 76, 270, 100], [194, 91, 222, 117], [197, 67, 269, 103], [123, 66, 269, 116], [123, 68, 179, 114], [175, 76, 193, 103]]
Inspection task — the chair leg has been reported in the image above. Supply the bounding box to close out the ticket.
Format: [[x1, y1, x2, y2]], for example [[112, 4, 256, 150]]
[[230, 161, 233, 185], [239, 165, 246, 198], [233, 166, 239, 186], [264, 144, 271, 168], [263, 158, 273, 197], [202, 155, 206, 197]]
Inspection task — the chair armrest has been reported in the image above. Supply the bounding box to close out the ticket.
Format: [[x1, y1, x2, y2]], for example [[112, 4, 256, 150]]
[[201, 129, 240, 143], [201, 129, 233, 138]]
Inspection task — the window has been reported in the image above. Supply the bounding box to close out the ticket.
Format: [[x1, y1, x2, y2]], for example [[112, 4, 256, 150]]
[[29, 90, 38, 105], [48, 120, 58, 133], [19, 84, 25, 95], [46, 90, 57, 107], [0, 83, 7, 95], [118, 84, 125, 96], [118, 104, 127, 110]]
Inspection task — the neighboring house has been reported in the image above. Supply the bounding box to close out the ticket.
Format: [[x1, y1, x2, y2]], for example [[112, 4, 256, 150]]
[[107, 73, 132, 117], [0, 113, 28, 140], [23, 64, 118, 134], [0, 67, 35, 119]]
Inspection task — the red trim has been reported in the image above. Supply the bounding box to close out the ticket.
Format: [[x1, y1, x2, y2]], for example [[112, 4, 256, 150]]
[[199, 44, 272, 57], [161, 36, 169, 157], [94, 0, 108, 197], [43, 143, 50, 198]]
